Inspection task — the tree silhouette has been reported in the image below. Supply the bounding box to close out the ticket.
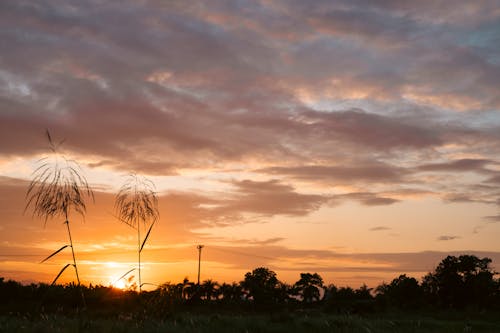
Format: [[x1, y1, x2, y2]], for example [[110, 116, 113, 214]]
[[219, 282, 243, 303], [241, 267, 280, 305], [422, 255, 497, 308], [1, 254, 500, 316], [324, 284, 375, 313], [25, 130, 93, 307], [293, 273, 324, 303], [115, 174, 159, 292], [376, 274, 423, 309], [275, 281, 292, 304], [180, 277, 196, 300], [201, 279, 219, 300]]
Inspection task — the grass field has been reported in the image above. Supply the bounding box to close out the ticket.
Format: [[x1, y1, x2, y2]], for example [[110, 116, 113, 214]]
[[2, 312, 500, 333]]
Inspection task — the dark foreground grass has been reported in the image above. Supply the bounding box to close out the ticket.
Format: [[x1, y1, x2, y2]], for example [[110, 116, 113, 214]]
[[1, 313, 500, 333]]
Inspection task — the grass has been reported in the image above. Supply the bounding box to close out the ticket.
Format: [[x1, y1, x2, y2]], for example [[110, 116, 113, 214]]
[[1, 312, 499, 333], [24, 130, 94, 308], [114, 174, 159, 292]]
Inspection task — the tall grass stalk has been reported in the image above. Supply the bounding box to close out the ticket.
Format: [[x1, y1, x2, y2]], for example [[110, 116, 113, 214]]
[[25, 130, 94, 307], [115, 174, 159, 292]]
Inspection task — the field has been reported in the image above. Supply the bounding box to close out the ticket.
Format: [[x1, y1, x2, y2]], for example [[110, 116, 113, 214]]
[[2, 312, 500, 333]]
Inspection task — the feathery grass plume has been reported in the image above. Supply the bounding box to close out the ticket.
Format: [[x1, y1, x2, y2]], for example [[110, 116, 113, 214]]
[[25, 130, 94, 307], [115, 174, 159, 292]]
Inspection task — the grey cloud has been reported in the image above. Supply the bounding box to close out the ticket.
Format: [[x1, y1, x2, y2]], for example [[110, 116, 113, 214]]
[[202, 236, 286, 246], [271, 1, 500, 109], [417, 159, 491, 172], [0, 0, 499, 211], [1, 0, 497, 115], [483, 215, 500, 223], [486, 174, 500, 184], [302, 109, 443, 149], [284, 0, 500, 27], [258, 162, 407, 184], [213, 179, 328, 219], [443, 194, 476, 203], [337, 193, 399, 206], [160, 179, 402, 225], [437, 235, 460, 241], [307, 6, 424, 49], [369, 226, 391, 232], [441, 192, 498, 205], [250, 237, 285, 245]]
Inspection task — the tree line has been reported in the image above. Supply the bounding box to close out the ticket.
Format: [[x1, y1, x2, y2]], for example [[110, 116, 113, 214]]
[[1, 254, 499, 316]]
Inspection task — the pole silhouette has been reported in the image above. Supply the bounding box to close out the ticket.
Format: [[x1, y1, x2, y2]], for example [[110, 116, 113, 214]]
[[197, 245, 204, 285]]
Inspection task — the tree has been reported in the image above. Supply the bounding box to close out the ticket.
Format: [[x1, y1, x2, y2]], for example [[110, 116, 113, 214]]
[[324, 284, 375, 313], [219, 282, 243, 303], [294, 273, 324, 303], [422, 254, 498, 308], [375, 274, 423, 309], [25, 130, 94, 307], [201, 279, 219, 300], [241, 267, 280, 305], [115, 174, 159, 292], [355, 284, 372, 300], [180, 277, 196, 300], [275, 282, 292, 304]]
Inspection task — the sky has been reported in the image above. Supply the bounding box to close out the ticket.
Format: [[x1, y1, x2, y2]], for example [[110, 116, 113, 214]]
[[1, 0, 500, 289]]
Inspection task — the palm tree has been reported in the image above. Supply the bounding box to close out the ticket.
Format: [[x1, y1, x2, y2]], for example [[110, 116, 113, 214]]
[[114, 174, 159, 292], [180, 277, 196, 300], [25, 130, 94, 306], [220, 282, 243, 303], [201, 279, 219, 300]]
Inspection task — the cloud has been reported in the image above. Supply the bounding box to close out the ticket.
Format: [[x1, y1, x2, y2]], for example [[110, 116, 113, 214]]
[[258, 162, 407, 185], [417, 159, 492, 172], [483, 215, 500, 223], [486, 174, 500, 184], [442, 193, 497, 205], [1, 0, 499, 173], [369, 226, 391, 232], [306, 6, 424, 50], [224, 237, 286, 246], [1, 175, 334, 234], [204, 179, 329, 224], [299, 109, 443, 150], [337, 193, 399, 206], [437, 235, 460, 241], [1, 1, 499, 217]]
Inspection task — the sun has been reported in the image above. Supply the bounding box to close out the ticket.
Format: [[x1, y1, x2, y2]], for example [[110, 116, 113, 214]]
[[111, 278, 126, 290]]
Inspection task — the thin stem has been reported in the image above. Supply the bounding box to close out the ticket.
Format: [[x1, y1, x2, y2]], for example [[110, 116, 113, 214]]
[[64, 216, 86, 309], [137, 218, 141, 293]]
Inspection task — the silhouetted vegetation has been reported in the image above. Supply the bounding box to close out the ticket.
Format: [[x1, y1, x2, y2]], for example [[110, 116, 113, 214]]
[[293, 272, 324, 304], [241, 267, 287, 307], [421, 255, 499, 309], [24, 130, 94, 308], [114, 174, 159, 293], [1, 254, 499, 333], [375, 274, 424, 310]]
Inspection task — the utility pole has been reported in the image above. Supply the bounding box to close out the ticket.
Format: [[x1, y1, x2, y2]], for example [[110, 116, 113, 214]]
[[197, 244, 204, 285]]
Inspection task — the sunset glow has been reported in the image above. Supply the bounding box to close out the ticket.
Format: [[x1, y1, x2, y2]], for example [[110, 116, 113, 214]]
[[0, 1, 499, 290]]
